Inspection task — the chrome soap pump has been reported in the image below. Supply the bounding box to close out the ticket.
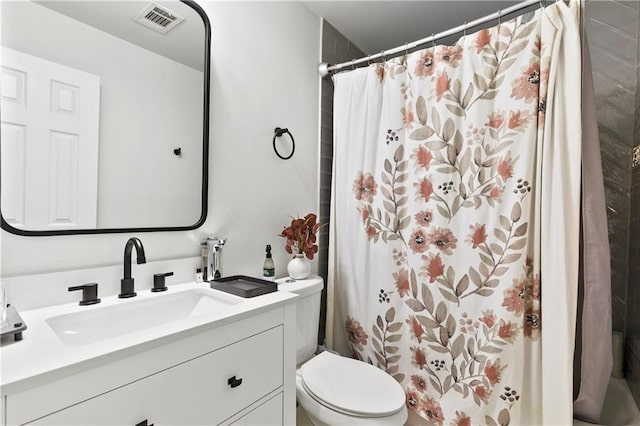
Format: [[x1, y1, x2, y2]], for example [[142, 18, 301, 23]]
[[201, 237, 226, 281]]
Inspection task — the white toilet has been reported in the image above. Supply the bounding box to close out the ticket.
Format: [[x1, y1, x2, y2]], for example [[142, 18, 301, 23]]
[[278, 276, 408, 425]]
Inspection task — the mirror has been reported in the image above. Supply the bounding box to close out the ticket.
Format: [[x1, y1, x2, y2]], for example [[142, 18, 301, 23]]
[[0, 0, 210, 235]]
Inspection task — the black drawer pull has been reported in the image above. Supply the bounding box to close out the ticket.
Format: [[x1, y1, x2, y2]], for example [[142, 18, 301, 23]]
[[228, 375, 243, 388]]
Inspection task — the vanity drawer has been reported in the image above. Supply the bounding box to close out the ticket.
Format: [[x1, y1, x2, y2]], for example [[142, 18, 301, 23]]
[[26, 326, 284, 425], [229, 392, 283, 425], [207, 325, 284, 421]]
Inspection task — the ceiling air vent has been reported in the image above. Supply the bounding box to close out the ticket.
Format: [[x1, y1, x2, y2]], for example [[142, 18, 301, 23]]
[[134, 3, 184, 34]]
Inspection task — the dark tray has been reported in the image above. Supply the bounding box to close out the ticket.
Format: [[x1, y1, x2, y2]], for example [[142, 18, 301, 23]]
[[210, 275, 277, 298]]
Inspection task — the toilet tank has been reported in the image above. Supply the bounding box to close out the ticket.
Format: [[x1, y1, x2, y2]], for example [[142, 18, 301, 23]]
[[277, 275, 324, 365]]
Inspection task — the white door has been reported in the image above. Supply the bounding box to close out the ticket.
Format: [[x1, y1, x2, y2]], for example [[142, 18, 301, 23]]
[[1, 47, 100, 230]]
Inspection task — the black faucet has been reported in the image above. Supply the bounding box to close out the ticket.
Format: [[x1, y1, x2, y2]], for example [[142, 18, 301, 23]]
[[119, 237, 146, 298]]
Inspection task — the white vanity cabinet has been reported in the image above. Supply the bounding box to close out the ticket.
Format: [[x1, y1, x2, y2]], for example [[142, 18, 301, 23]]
[[1, 297, 296, 426]]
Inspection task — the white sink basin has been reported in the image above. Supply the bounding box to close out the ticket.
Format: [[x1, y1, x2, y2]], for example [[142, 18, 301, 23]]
[[46, 289, 242, 346]]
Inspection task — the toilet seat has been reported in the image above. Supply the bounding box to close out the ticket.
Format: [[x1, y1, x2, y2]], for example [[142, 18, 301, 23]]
[[298, 351, 405, 418]]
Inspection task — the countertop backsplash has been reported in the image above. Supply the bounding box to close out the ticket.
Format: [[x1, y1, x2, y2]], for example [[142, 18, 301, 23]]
[[1, 257, 201, 312]]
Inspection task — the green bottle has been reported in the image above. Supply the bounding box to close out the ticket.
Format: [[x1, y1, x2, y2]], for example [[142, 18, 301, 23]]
[[263, 244, 275, 281]]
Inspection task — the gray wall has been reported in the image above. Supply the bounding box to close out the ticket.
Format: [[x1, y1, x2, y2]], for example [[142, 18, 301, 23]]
[[585, 0, 639, 406], [586, 0, 635, 334], [629, 158, 640, 401]]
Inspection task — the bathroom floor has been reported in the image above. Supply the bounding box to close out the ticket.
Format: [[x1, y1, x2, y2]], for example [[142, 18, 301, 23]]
[[296, 405, 314, 426], [296, 404, 476, 425]]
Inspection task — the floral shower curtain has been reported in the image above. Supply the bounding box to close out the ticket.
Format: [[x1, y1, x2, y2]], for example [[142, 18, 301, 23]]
[[327, 2, 582, 425]]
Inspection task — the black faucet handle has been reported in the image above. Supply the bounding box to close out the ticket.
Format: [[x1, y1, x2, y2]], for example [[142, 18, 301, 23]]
[[152, 272, 173, 292], [68, 283, 101, 306]]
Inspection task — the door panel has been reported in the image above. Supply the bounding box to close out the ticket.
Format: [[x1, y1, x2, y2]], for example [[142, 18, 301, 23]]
[[1, 47, 99, 229]]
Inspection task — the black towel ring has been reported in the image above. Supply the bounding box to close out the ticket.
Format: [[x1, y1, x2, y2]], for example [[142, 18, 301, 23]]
[[273, 127, 295, 160]]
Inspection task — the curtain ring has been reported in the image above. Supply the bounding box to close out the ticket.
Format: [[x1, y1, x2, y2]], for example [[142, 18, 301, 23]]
[[273, 127, 295, 160], [498, 10, 502, 25], [380, 50, 386, 62], [539, 0, 545, 8], [351, 58, 356, 70], [463, 22, 467, 37], [431, 33, 436, 49], [367, 55, 372, 66]]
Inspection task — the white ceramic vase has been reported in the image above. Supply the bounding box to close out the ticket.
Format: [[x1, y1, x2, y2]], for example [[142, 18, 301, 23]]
[[287, 253, 311, 280]]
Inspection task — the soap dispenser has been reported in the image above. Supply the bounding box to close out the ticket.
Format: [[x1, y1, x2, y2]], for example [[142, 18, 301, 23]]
[[263, 244, 275, 281]]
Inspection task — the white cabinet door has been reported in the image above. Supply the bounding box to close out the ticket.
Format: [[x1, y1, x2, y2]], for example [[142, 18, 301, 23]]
[[0, 47, 99, 230], [28, 326, 283, 425]]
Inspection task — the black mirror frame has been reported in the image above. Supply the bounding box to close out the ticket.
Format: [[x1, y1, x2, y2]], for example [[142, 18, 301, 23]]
[[0, 0, 210, 236]]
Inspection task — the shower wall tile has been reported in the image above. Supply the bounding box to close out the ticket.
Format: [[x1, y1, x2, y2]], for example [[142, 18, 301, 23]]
[[613, 301, 627, 333], [587, 19, 636, 64], [603, 182, 630, 218], [626, 0, 640, 396], [321, 20, 364, 66], [588, 0, 637, 273], [601, 162, 631, 333], [628, 258, 640, 407], [629, 266, 639, 330], [586, 1, 637, 39], [593, 71, 635, 118], [600, 126, 634, 169], [632, 169, 640, 206], [603, 157, 632, 193], [627, 77, 640, 401], [591, 46, 636, 92], [585, 0, 639, 400], [321, 110, 333, 131], [628, 344, 640, 407], [628, 167, 640, 294], [616, 1, 639, 12], [635, 102, 640, 145], [629, 228, 640, 384], [596, 98, 636, 137]]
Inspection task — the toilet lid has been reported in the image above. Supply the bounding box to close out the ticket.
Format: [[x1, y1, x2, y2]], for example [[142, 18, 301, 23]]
[[299, 351, 405, 417]]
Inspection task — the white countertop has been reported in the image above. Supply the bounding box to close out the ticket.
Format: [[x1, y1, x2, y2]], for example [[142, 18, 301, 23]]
[[0, 281, 297, 393]]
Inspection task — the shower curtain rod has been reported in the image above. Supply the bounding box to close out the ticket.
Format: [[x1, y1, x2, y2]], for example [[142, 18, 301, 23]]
[[318, 0, 543, 77]]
